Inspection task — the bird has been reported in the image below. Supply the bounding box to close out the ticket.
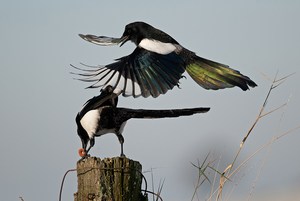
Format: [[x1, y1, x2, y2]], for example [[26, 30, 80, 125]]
[[72, 21, 257, 98], [76, 86, 210, 157]]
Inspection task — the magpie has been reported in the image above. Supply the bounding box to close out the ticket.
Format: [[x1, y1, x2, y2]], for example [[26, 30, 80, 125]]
[[73, 21, 257, 98], [76, 86, 210, 157]]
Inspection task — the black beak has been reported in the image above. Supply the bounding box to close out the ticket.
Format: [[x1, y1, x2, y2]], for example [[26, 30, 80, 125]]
[[119, 35, 129, 47]]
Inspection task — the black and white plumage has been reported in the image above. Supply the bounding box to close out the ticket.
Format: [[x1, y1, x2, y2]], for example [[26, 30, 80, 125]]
[[73, 21, 257, 98], [76, 86, 210, 156]]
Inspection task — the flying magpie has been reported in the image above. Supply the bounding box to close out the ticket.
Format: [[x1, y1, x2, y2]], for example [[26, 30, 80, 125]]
[[76, 86, 210, 157], [73, 21, 257, 98]]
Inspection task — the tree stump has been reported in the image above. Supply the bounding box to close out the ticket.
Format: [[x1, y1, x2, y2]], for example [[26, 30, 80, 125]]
[[74, 157, 146, 201]]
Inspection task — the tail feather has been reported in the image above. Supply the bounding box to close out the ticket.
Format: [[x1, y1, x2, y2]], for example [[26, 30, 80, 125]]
[[186, 56, 257, 91], [117, 107, 210, 121]]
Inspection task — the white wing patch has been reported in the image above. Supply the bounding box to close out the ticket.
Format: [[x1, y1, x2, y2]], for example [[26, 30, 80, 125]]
[[104, 71, 121, 88], [123, 77, 133, 96], [80, 109, 100, 139], [133, 81, 142, 97], [138, 39, 176, 55], [87, 68, 142, 97], [121, 76, 142, 97]]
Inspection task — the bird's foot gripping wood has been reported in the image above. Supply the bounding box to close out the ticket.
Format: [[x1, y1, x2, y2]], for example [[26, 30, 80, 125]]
[[120, 147, 126, 158]]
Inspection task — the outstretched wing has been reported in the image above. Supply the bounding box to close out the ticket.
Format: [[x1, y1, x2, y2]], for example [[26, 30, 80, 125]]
[[72, 47, 186, 98]]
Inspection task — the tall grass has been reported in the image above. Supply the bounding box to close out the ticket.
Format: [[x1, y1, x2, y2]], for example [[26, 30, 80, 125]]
[[190, 72, 299, 201]]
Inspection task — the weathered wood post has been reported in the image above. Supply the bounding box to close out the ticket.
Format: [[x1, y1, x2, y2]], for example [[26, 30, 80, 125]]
[[74, 156, 146, 201]]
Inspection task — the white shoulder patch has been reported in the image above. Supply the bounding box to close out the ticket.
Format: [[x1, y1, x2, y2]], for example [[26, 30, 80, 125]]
[[80, 109, 100, 139], [138, 39, 176, 55]]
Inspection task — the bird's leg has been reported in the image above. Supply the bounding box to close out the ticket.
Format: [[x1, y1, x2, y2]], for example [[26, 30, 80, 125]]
[[117, 134, 125, 157]]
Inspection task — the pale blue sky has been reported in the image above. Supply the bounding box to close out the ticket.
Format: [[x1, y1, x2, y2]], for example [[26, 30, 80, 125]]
[[1, 1, 300, 201]]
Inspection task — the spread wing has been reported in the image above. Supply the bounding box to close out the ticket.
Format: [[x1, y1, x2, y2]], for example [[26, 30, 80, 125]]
[[72, 47, 186, 98]]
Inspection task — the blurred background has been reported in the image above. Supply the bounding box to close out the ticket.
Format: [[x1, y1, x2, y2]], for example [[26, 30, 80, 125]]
[[1, 1, 299, 201]]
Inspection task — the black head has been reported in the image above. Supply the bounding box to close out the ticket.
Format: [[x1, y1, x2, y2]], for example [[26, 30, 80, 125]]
[[120, 21, 154, 46], [120, 21, 179, 46], [75, 113, 89, 151], [76, 116, 95, 157]]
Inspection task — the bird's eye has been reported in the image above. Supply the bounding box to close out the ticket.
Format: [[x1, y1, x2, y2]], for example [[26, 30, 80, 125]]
[[127, 27, 137, 34]]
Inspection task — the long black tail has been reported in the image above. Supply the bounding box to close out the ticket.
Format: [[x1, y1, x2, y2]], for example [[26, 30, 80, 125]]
[[117, 107, 210, 121]]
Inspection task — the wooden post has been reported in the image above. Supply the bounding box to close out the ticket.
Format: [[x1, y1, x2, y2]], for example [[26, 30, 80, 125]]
[[74, 157, 146, 201]]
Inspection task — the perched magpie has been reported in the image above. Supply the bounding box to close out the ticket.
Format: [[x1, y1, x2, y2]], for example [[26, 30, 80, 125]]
[[76, 86, 210, 157], [73, 21, 257, 98]]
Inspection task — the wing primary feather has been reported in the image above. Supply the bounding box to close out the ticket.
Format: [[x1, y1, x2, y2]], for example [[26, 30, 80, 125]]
[[93, 69, 118, 88], [71, 68, 111, 83], [129, 63, 141, 97], [79, 62, 105, 68], [144, 62, 167, 95], [86, 68, 115, 88], [121, 65, 129, 96], [81, 68, 111, 82], [129, 63, 142, 98], [133, 61, 151, 97], [70, 64, 105, 72], [142, 67, 160, 97], [111, 67, 123, 89]]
